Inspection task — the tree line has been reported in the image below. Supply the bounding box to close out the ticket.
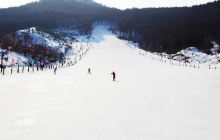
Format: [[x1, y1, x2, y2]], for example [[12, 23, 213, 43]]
[[0, 0, 220, 54]]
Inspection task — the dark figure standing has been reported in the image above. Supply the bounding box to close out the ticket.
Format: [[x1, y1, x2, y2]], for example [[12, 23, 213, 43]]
[[88, 68, 91, 74], [0, 65, 6, 75], [0, 65, 3, 73], [2, 65, 6, 75], [111, 71, 116, 82], [40, 61, 44, 71], [54, 67, 57, 75]]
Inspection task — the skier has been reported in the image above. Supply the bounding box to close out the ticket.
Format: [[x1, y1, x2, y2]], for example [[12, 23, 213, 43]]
[[88, 68, 91, 74], [40, 61, 44, 71], [54, 67, 57, 75], [1, 65, 6, 75], [0, 65, 3, 74], [111, 71, 116, 82]]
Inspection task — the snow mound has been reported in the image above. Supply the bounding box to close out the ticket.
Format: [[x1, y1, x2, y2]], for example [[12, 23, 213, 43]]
[[0, 48, 29, 66], [152, 47, 220, 65], [210, 42, 220, 54], [172, 47, 209, 64], [1, 24, 220, 140], [15, 27, 71, 54], [1, 27, 92, 65]]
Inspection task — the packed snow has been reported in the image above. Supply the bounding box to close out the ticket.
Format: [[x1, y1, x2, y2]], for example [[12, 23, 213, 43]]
[[210, 42, 220, 54], [9, 27, 71, 52], [2, 26, 220, 67], [151, 46, 220, 67], [0, 48, 29, 66], [0, 25, 220, 140], [1, 27, 93, 65]]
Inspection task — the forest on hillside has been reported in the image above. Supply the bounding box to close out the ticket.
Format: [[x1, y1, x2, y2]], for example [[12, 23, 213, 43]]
[[116, 1, 220, 53], [0, 0, 220, 53]]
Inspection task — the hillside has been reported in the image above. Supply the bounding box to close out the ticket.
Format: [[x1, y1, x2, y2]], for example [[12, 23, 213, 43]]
[[1, 25, 220, 140], [0, 26, 92, 65], [0, 1, 220, 53], [0, 25, 219, 67], [0, 0, 115, 36]]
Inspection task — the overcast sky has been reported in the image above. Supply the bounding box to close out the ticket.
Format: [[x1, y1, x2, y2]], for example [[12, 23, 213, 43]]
[[0, 0, 216, 9]]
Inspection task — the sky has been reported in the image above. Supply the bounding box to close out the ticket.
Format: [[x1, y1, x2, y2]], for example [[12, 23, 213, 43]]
[[0, 0, 216, 9]]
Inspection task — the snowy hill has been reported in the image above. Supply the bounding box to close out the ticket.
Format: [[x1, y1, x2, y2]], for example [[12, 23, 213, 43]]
[[4, 27, 73, 56], [1, 25, 220, 68], [0, 25, 220, 140], [0, 48, 29, 66], [151, 46, 220, 66], [41, 0, 94, 3], [1, 27, 91, 66]]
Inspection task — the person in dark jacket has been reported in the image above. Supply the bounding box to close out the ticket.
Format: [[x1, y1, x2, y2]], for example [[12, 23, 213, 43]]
[[54, 67, 57, 75], [111, 71, 116, 82], [88, 68, 91, 74]]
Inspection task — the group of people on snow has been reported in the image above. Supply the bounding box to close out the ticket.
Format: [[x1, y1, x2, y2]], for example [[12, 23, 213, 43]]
[[53, 66, 116, 82], [87, 68, 116, 82]]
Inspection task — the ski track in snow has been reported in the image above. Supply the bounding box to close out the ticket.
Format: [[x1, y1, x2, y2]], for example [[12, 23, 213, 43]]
[[0, 26, 220, 140]]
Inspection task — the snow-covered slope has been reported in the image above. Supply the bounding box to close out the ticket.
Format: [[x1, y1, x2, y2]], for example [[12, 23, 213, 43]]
[[0, 25, 220, 140], [0, 48, 29, 66], [2, 25, 220, 67], [210, 42, 220, 54], [151, 47, 220, 66], [1, 27, 92, 65], [10, 27, 74, 55], [173, 47, 220, 64]]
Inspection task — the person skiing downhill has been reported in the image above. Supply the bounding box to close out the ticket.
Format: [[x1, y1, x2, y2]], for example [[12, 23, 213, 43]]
[[111, 71, 116, 82], [88, 68, 91, 74], [54, 67, 57, 75]]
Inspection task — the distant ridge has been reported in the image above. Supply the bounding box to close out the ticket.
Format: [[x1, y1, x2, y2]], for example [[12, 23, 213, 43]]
[[40, 0, 95, 4], [0, 0, 220, 53]]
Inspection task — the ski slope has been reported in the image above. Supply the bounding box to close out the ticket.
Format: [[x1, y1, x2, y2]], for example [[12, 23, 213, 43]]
[[0, 26, 220, 140]]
